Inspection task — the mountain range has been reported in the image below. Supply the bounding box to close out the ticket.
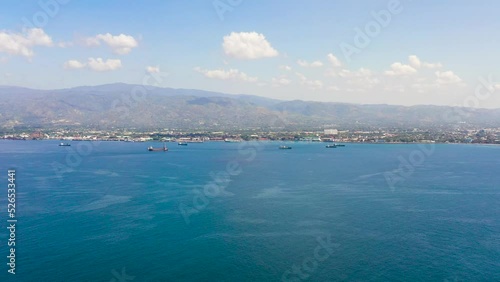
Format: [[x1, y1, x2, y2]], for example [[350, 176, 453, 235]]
[[1, 83, 499, 130]]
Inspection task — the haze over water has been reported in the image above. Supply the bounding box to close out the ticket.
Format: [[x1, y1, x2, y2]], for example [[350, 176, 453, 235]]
[[0, 140, 499, 281]]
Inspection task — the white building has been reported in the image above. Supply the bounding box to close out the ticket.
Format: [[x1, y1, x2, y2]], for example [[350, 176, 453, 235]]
[[324, 129, 338, 135]]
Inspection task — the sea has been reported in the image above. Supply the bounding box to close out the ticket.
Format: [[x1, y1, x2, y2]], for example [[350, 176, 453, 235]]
[[0, 140, 498, 282]]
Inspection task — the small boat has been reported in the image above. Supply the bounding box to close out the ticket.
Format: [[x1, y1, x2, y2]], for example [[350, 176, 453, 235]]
[[279, 145, 292, 149], [224, 138, 241, 143], [178, 142, 188, 146], [335, 144, 346, 147], [326, 144, 336, 148], [59, 142, 71, 146], [148, 142, 168, 152]]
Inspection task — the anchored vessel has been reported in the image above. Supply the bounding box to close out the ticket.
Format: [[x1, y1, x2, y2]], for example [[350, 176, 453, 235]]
[[148, 143, 168, 151], [326, 143, 345, 148], [178, 142, 188, 146]]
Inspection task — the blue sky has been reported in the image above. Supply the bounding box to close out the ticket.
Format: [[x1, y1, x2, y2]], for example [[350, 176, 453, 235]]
[[1, 0, 500, 107]]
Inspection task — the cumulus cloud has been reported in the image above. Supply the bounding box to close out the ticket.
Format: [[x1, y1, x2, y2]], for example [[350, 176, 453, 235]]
[[279, 65, 292, 71], [85, 33, 138, 54], [222, 32, 278, 60], [409, 55, 442, 69], [57, 41, 73, 48], [88, 58, 122, 71], [194, 67, 257, 82], [327, 86, 340, 91], [327, 53, 342, 67], [297, 59, 323, 68], [384, 62, 417, 76], [146, 66, 160, 74], [0, 28, 53, 57], [64, 58, 122, 71], [423, 61, 443, 69], [64, 60, 86, 69], [295, 72, 323, 89], [408, 55, 421, 68], [436, 70, 462, 85], [84, 37, 100, 46], [303, 79, 323, 89], [337, 68, 372, 78], [272, 77, 291, 86]]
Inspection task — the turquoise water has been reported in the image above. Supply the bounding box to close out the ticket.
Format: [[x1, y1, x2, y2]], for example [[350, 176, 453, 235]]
[[0, 140, 499, 281]]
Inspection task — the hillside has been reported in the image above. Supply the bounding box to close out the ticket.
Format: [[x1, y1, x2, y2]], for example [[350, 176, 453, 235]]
[[1, 83, 499, 130]]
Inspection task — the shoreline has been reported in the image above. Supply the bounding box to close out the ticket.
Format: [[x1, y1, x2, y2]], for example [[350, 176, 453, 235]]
[[1, 139, 498, 146]]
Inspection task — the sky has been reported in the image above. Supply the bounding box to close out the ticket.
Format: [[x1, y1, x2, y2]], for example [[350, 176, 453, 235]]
[[1, 0, 500, 107]]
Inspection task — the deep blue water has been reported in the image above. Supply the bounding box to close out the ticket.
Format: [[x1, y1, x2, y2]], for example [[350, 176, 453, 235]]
[[0, 140, 499, 281]]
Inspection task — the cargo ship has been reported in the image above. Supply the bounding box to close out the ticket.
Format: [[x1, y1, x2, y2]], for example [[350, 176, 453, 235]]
[[148, 143, 168, 151]]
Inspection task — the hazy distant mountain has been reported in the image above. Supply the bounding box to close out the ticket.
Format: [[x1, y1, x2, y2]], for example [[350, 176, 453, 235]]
[[0, 83, 499, 130]]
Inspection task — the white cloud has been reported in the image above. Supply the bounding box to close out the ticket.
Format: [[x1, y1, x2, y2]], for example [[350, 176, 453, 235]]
[[436, 70, 462, 85], [303, 79, 323, 89], [194, 67, 257, 82], [295, 72, 323, 89], [297, 59, 323, 68], [264, 54, 469, 105], [222, 32, 278, 60], [409, 55, 442, 69], [84, 37, 100, 46], [85, 33, 138, 54], [337, 68, 372, 78], [87, 58, 122, 71], [64, 60, 86, 69], [332, 68, 379, 90], [408, 55, 421, 68], [327, 53, 342, 67], [384, 62, 417, 76], [57, 41, 73, 48], [146, 66, 160, 74], [272, 77, 291, 86], [279, 65, 292, 71], [64, 58, 122, 71], [422, 61, 443, 69], [327, 86, 340, 91], [0, 28, 53, 57]]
